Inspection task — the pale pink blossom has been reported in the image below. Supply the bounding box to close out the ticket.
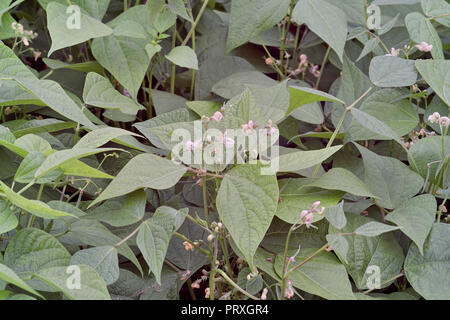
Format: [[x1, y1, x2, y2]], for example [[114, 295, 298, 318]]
[[284, 280, 294, 299], [385, 48, 400, 57], [261, 288, 268, 300], [439, 116, 450, 127], [428, 112, 441, 124], [186, 139, 202, 151], [415, 42, 433, 52], [309, 65, 321, 78], [265, 57, 273, 65], [241, 120, 256, 135], [210, 111, 223, 122]]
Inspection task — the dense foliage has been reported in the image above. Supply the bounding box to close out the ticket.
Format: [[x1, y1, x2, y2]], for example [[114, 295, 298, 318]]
[[0, 0, 449, 300]]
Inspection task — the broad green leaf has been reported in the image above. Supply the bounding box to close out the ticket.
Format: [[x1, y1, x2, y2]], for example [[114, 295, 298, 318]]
[[287, 86, 344, 116], [165, 46, 198, 70], [71, 246, 119, 285], [34, 265, 111, 300], [329, 215, 404, 290], [277, 145, 343, 172], [34, 147, 119, 178], [74, 127, 142, 149], [226, 0, 291, 52], [324, 201, 347, 229], [0, 264, 43, 299], [307, 168, 376, 198], [356, 144, 423, 209], [405, 223, 450, 300], [90, 153, 188, 207], [369, 56, 417, 87], [415, 60, 450, 106], [14, 151, 62, 184], [47, 2, 113, 55], [408, 136, 450, 187], [421, 0, 450, 27], [276, 178, 344, 224], [216, 164, 279, 266], [87, 190, 146, 227], [4, 228, 71, 277], [326, 234, 349, 264], [405, 12, 444, 60], [357, 38, 380, 62], [7, 119, 77, 138], [0, 199, 18, 234], [137, 206, 183, 284], [274, 250, 355, 300], [212, 71, 276, 99], [168, 0, 193, 22], [0, 181, 75, 219], [288, 80, 324, 124], [386, 194, 436, 255], [347, 88, 419, 142], [43, 58, 104, 74], [350, 108, 402, 144], [292, 0, 348, 62], [91, 6, 153, 99], [354, 222, 400, 237], [83, 72, 145, 115]]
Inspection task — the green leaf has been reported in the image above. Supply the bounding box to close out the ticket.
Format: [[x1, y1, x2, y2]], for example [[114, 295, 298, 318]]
[[329, 215, 404, 290], [0, 199, 18, 235], [216, 164, 279, 266], [274, 250, 355, 300], [288, 80, 324, 125], [405, 12, 444, 60], [347, 88, 419, 142], [47, 2, 113, 55], [4, 228, 71, 277], [369, 56, 417, 87], [43, 58, 104, 74], [83, 72, 145, 115], [8, 119, 77, 138], [355, 144, 424, 209], [34, 147, 119, 179], [292, 0, 348, 62], [87, 190, 146, 227], [324, 201, 347, 229], [90, 153, 188, 207], [186, 100, 222, 118], [307, 168, 376, 198], [276, 178, 344, 224], [421, 0, 450, 27], [415, 60, 450, 106], [137, 206, 182, 284], [74, 127, 142, 149], [0, 181, 75, 219], [168, 0, 193, 22], [226, 0, 291, 53], [34, 265, 111, 300], [166, 46, 199, 70], [405, 223, 450, 300], [386, 194, 436, 255], [287, 86, 344, 116], [277, 145, 343, 172], [354, 222, 400, 237], [0, 264, 43, 299], [357, 38, 380, 62], [14, 151, 62, 184], [326, 234, 349, 264], [70, 246, 119, 285], [350, 108, 402, 144]]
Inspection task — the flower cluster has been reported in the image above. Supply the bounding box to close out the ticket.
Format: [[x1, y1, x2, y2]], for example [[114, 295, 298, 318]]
[[428, 112, 450, 127], [300, 201, 325, 228], [415, 41, 433, 52], [286, 54, 321, 78], [11, 22, 37, 46]]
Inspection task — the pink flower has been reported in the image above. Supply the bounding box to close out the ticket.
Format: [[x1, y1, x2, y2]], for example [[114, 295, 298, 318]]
[[241, 120, 256, 135], [210, 111, 223, 122], [439, 116, 450, 127], [186, 139, 202, 151], [428, 112, 441, 124], [191, 279, 201, 289], [265, 57, 273, 65], [415, 42, 433, 52], [261, 288, 268, 300], [284, 280, 294, 299], [221, 132, 235, 148], [385, 48, 400, 57]]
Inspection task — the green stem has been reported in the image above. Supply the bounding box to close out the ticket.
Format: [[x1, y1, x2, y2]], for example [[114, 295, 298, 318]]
[[314, 45, 331, 89], [287, 243, 329, 275], [170, 23, 177, 94], [123, 0, 128, 11], [362, 273, 404, 294], [258, 37, 285, 79], [312, 85, 374, 177], [181, 0, 209, 46], [215, 269, 260, 300], [280, 226, 295, 300]]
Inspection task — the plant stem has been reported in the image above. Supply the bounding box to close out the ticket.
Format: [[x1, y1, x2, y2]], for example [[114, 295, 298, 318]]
[[181, 0, 209, 46], [311, 85, 374, 177], [258, 37, 285, 79], [170, 23, 177, 94], [362, 272, 404, 294], [314, 45, 331, 89], [287, 243, 329, 275], [114, 221, 143, 248], [215, 269, 260, 300]]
